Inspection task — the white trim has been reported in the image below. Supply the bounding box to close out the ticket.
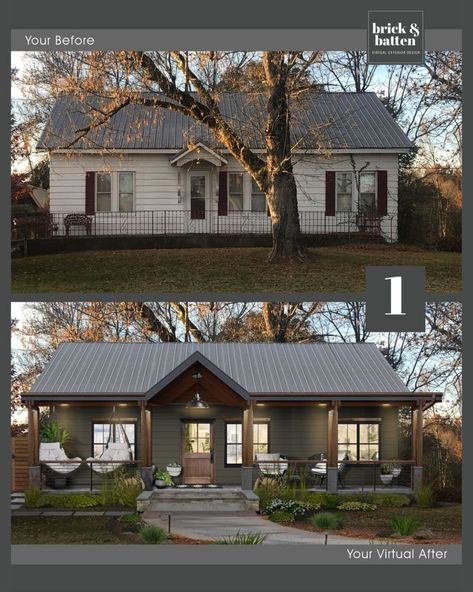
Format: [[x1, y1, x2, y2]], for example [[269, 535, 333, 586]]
[[95, 171, 136, 213], [46, 147, 411, 155], [170, 142, 228, 165]]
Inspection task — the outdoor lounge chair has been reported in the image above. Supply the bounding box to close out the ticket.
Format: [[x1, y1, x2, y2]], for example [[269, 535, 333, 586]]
[[309, 450, 348, 487], [256, 452, 289, 477], [39, 442, 82, 475], [86, 442, 131, 474]]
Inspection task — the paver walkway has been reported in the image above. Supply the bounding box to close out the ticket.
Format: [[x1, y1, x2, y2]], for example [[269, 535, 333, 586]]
[[143, 511, 370, 545]]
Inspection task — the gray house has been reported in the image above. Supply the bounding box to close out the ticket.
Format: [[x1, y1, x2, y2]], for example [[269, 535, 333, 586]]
[[37, 91, 412, 241], [22, 342, 441, 495]]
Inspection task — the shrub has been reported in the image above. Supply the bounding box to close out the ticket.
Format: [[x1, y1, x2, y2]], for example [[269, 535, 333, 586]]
[[214, 531, 267, 544], [23, 485, 43, 508], [268, 511, 295, 523], [388, 515, 423, 536], [415, 485, 436, 508], [370, 494, 411, 508], [306, 493, 340, 509], [100, 467, 144, 507], [42, 493, 101, 509], [138, 525, 168, 544], [118, 512, 142, 524], [39, 419, 70, 446], [309, 512, 343, 530], [337, 501, 377, 512], [263, 498, 316, 519]]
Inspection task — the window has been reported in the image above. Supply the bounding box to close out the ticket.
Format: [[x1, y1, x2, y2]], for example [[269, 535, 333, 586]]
[[92, 422, 136, 459], [251, 178, 266, 212], [96, 173, 112, 212], [95, 172, 135, 212], [119, 172, 134, 212], [359, 172, 376, 211], [225, 422, 269, 465], [336, 172, 353, 212], [184, 422, 211, 453], [228, 173, 244, 211], [338, 422, 379, 461]]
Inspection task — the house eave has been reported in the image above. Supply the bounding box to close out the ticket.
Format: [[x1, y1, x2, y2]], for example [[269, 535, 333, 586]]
[[40, 147, 412, 155]]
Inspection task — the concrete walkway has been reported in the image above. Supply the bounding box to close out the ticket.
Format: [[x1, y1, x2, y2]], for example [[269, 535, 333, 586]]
[[143, 511, 370, 545]]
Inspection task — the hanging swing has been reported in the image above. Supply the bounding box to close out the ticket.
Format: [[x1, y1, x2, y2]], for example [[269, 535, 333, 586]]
[[86, 406, 133, 474]]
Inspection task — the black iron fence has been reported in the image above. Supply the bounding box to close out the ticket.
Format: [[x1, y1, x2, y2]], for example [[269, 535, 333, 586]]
[[12, 210, 397, 241]]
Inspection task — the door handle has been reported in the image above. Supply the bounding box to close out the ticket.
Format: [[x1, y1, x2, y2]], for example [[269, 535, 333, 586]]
[[210, 452, 214, 464]]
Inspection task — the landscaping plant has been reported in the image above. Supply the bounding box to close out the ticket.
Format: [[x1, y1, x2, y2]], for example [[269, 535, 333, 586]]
[[39, 419, 71, 446], [214, 531, 267, 544], [138, 525, 168, 544], [337, 501, 377, 512], [415, 485, 436, 508], [268, 510, 295, 523], [309, 512, 344, 530], [153, 469, 174, 487], [388, 514, 423, 536], [263, 498, 317, 519], [23, 485, 43, 508]]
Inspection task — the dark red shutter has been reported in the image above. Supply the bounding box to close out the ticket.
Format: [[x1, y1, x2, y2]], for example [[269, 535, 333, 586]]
[[218, 171, 228, 216], [377, 170, 388, 216], [85, 172, 95, 215], [325, 171, 336, 216]]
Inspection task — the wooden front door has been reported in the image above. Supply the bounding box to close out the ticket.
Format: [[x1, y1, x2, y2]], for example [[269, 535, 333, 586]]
[[182, 421, 213, 484], [189, 173, 208, 219]]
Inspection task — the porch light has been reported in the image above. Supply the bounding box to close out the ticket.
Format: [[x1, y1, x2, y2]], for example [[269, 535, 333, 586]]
[[185, 393, 209, 409]]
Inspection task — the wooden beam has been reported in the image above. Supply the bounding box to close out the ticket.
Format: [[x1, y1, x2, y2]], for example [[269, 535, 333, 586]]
[[327, 401, 339, 468], [140, 403, 151, 466], [413, 400, 423, 466], [145, 408, 152, 466], [242, 401, 254, 467], [27, 404, 39, 466]]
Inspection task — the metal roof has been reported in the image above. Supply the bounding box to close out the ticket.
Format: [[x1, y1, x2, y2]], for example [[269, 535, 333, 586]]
[[28, 342, 410, 397], [37, 91, 413, 152]]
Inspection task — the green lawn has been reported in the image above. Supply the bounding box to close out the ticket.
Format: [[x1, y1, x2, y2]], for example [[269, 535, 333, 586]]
[[11, 516, 138, 544], [12, 245, 461, 293]]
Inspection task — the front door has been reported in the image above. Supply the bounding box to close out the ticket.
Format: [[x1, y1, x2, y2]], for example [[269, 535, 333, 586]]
[[182, 421, 213, 484], [189, 172, 208, 220]]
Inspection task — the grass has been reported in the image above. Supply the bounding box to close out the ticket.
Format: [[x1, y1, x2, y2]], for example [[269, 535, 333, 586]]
[[12, 245, 461, 293], [11, 516, 137, 544], [214, 531, 267, 544], [309, 512, 344, 530]]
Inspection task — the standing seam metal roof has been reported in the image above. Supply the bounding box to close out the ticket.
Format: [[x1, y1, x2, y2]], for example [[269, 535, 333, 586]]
[[37, 91, 413, 151], [29, 342, 410, 396]]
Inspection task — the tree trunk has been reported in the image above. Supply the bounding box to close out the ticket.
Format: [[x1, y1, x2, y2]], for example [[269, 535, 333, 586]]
[[267, 170, 303, 261], [263, 53, 304, 261]]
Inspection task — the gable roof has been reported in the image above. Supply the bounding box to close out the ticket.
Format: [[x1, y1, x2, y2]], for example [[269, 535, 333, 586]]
[[27, 342, 411, 399], [37, 91, 413, 152]]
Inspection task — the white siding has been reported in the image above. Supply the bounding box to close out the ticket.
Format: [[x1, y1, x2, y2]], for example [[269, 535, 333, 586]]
[[49, 152, 399, 240]]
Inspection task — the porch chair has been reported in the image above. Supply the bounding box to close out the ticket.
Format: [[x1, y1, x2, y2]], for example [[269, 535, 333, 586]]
[[255, 452, 289, 477], [39, 442, 82, 475], [308, 450, 348, 488], [86, 442, 132, 474]]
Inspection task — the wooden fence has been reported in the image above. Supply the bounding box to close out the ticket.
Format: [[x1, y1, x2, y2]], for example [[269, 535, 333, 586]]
[[11, 436, 29, 492]]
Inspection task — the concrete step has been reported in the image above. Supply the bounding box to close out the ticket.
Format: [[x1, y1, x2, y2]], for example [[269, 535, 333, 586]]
[[146, 489, 259, 513]]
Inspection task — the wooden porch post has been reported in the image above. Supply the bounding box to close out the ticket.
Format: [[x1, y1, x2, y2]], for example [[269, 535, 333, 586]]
[[327, 401, 339, 467], [140, 403, 152, 466], [413, 400, 424, 466], [27, 403, 39, 466], [242, 400, 254, 467]]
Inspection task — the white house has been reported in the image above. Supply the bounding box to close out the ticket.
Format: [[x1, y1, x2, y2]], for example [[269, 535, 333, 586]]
[[37, 91, 412, 240]]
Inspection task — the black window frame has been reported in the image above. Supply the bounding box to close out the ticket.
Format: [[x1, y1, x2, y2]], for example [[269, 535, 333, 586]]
[[91, 420, 137, 460], [224, 421, 270, 467], [337, 421, 380, 461]]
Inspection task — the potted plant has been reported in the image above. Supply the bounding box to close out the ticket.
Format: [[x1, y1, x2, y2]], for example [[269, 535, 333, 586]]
[[165, 461, 182, 477], [380, 464, 394, 486], [154, 469, 173, 489], [391, 465, 402, 478]]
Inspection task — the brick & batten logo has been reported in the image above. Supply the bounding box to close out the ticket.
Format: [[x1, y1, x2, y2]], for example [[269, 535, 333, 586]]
[[368, 10, 424, 64]]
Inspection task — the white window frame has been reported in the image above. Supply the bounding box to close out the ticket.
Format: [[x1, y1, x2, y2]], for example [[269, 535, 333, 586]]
[[358, 171, 377, 212], [227, 172, 244, 212], [335, 172, 354, 213], [95, 171, 135, 213]]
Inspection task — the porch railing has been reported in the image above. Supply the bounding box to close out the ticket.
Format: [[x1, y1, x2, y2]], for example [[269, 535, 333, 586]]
[[12, 210, 396, 241], [39, 459, 141, 492], [255, 459, 414, 492]]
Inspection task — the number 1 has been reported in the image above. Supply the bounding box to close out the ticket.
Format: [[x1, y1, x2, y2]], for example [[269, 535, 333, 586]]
[[385, 276, 406, 316]]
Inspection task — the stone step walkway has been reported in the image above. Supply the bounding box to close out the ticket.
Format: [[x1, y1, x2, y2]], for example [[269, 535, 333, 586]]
[[143, 511, 370, 545], [11, 492, 25, 511]]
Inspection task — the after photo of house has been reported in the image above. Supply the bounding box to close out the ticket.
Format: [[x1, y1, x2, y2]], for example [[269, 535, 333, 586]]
[[10, 302, 462, 545], [10, 51, 461, 293]]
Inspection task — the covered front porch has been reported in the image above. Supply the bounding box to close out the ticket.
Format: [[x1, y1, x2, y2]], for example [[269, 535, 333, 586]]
[[23, 352, 442, 495]]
